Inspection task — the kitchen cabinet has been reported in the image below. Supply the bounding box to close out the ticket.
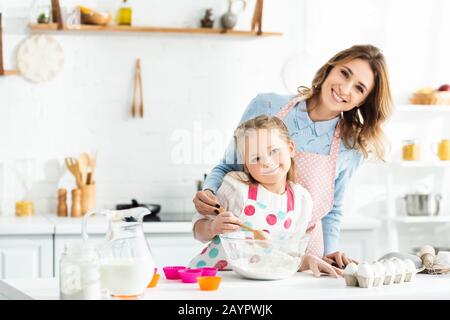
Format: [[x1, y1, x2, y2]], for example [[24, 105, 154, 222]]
[[0, 235, 53, 279], [53, 233, 203, 278]]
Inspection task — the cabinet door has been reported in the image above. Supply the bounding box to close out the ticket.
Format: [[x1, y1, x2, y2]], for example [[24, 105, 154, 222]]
[[339, 230, 376, 261], [146, 233, 204, 267], [0, 235, 53, 279]]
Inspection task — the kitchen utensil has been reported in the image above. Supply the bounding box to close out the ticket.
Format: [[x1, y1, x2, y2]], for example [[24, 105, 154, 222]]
[[163, 266, 186, 280], [17, 34, 64, 83], [51, 0, 64, 29], [251, 0, 263, 35], [70, 188, 82, 217], [403, 193, 442, 216], [65, 157, 82, 188], [217, 206, 267, 240], [197, 276, 222, 291], [200, 267, 218, 277], [81, 183, 96, 215], [179, 268, 203, 283], [88, 150, 97, 184], [116, 199, 161, 221], [131, 58, 144, 118], [236, 221, 269, 240], [82, 207, 156, 298], [220, 231, 310, 280], [78, 153, 90, 185], [57, 188, 68, 217], [147, 273, 160, 288]]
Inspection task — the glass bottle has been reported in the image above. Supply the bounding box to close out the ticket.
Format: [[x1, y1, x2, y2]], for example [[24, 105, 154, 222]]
[[59, 242, 101, 300], [116, 0, 132, 26], [402, 139, 421, 161]]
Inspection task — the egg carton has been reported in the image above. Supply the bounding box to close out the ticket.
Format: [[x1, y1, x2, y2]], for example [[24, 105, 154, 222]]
[[343, 258, 417, 288]]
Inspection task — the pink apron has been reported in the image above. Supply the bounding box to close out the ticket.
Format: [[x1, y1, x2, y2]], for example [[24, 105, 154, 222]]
[[188, 182, 296, 270], [277, 96, 340, 257]]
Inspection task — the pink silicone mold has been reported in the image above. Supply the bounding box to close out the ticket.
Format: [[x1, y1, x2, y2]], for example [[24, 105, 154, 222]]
[[201, 267, 218, 277], [179, 268, 203, 283], [163, 266, 186, 280]]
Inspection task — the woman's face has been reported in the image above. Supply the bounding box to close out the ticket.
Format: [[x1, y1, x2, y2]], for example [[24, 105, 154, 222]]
[[320, 58, 375, 113], [242, 128, 295, 185]]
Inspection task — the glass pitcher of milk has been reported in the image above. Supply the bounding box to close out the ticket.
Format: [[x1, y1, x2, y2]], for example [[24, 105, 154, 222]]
[[82, 207, 155, 299]]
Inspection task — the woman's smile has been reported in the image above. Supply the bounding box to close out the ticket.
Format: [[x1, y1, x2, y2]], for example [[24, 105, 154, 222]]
[[331, 88, 347, 104]]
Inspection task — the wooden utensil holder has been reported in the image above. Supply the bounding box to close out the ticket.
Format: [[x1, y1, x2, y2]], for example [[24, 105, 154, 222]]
[[81, 183, 96, 215]]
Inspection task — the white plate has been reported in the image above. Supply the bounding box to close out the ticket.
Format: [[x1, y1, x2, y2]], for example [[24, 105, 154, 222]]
[[17, 34, 64, 83]]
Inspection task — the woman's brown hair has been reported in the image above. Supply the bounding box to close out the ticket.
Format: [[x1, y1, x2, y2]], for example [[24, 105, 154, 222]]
[[232, 115, 296, 185], [297, 44, 393, 160]]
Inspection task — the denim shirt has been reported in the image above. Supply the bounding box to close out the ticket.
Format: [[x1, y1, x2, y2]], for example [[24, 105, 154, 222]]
[[203, 93, 364, 255]]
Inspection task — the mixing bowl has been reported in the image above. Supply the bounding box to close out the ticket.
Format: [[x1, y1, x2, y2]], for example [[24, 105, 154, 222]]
[[220, 231, 310, 280]]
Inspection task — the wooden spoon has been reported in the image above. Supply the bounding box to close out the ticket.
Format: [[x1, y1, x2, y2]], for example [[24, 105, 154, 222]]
[[78, 153, 90, 186], [236, 222, 270, 240], [217, 206, 269, 240]]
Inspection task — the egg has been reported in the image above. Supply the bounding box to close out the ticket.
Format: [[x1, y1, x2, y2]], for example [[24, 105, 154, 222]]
[[380, 259, 396, 285], [371, 261, 386, 287], [343, 262, 359, 287], [404, 259, 417, 282], [419, 245, 435, 257], [344, 262, 358, 276], [390, 257, 406, 283], [356, 262, 374, 288]]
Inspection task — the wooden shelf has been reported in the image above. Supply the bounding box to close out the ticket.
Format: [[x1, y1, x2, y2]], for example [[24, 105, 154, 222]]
[[1, 70, 20, 76], [395, 104, 450, 112], [390, 161, 450, 168], [394, 216, 450, 223], [29, 23, 283, 37]]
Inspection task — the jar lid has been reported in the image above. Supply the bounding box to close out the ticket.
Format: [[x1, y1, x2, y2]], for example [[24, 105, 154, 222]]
[[63, 241, 99, 258]]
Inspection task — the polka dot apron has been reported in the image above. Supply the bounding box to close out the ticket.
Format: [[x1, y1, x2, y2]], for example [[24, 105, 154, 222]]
[[189, 183, 296, 270], [277, 96, 340, 257]]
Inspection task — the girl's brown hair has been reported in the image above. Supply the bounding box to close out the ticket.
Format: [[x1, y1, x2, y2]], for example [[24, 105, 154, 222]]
[[297, 44, 393, 160], [232, 115, 296, 185]]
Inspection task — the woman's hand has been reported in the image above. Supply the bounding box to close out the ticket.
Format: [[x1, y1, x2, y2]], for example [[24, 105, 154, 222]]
[[210, 211, 241, 235], [322, 251, 358, 269], [300, 254, 343, 278], [193, 189, 221, 215]]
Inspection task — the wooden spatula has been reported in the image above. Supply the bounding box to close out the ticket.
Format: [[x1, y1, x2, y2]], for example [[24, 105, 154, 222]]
[[65, 157, 82, 188]]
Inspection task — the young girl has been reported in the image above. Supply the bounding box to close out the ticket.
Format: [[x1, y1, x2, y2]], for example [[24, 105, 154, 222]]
[[189, 115, 342, 277]]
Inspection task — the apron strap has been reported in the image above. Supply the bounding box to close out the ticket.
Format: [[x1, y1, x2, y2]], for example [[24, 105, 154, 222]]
[[247, 184, 258, 201], [276, 96, 303, 120], [286, 183, 294, 212], [329, 122, 342, 160]]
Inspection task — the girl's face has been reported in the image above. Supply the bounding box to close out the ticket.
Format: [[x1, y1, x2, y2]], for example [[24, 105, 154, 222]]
[[320, 58, 375, 114], [243, 129, 295, 185]]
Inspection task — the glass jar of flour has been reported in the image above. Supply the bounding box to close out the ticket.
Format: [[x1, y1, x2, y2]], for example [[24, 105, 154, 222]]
[[59, 242, 101, 300]]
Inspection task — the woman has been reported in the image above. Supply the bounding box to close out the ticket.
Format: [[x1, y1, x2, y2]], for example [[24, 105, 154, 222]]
[[193, 44, 393, 273]]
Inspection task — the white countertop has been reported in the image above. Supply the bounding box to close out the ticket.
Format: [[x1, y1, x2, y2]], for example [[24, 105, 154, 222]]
[[1, 272, 449, 300], [0, 214, 380, 236], [0, 215, 54, 235]]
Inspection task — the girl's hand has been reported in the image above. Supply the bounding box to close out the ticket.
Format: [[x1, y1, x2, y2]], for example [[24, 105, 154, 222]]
[[193, 189, 221, 215], [300, 254, 343, 278], [322, 251, 358, 269], [210, 211, 241, 235]]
